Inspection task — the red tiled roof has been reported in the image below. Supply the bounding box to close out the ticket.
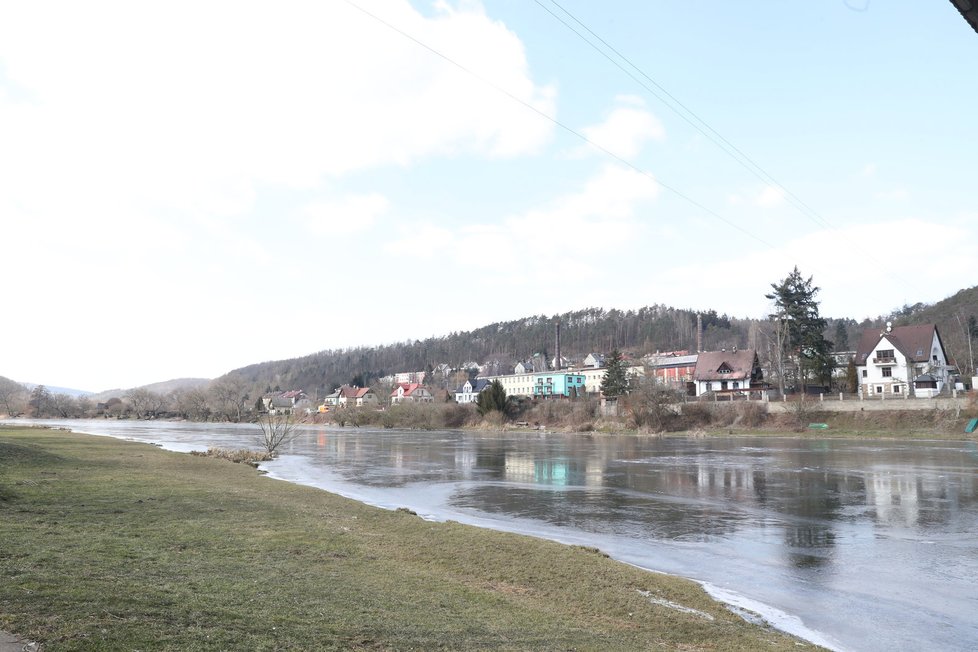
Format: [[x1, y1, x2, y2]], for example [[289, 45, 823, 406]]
[[390, 382, 423, 397]]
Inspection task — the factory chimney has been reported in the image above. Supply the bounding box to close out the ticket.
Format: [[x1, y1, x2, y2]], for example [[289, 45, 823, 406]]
[[554, 318, 562, 371], [696, 313, 703, 353]]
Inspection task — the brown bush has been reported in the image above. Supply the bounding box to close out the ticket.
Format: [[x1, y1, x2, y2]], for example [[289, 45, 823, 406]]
[[191, 447, 274, 465], [678, 402, 715, 429], [736, 401, 768, 427]]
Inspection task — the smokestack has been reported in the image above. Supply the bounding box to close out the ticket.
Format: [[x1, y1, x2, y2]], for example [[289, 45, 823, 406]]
[[697, 313, 703, 353], [554, 318, 562, 371]]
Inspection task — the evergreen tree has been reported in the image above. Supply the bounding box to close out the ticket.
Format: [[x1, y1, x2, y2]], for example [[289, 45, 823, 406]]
[[766, 267, 834, 390], [599, 350, 630, 397], [834, 321, 849, 351], [476, 380, 511, 417], [846, 358, 858, 394]]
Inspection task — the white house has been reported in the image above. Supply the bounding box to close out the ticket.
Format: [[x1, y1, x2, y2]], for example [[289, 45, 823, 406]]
[[692, 349, 763, 397], [853, 323, 952, 398], [583, 353, 605, 368], [321, 386, 378, 412], [455, 378, 491, 403], [262, 390, 307, 415], [390, 383, 433, 404]]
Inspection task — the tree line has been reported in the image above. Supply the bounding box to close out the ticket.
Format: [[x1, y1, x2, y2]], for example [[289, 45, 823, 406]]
[[5, 280, 977, 420]]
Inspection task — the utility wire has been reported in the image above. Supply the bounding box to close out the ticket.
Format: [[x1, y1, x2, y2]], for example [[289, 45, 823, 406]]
[[344, 0, 776, 248], [539, 0, 833, 231], [537, 0, 924, 296]]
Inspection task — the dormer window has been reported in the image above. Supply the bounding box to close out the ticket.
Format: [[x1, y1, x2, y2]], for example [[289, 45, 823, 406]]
[[717, 363, 733, 374]]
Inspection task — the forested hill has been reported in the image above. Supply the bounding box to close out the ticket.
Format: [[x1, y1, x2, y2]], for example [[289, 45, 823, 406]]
[[224, 306, 787, 398], [886, 285, 978, 374], [220, 287, 978, 399]]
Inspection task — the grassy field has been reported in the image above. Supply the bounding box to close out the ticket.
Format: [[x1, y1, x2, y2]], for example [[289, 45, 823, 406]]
[[0, 427, 819, 651]]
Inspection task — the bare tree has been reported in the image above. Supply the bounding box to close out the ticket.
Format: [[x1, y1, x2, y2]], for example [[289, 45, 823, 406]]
[[209, 377, 249, 422], [50, 393, 79, 418], [170, 387, 211, 421], [28, 385, 53, 417], [255, 412, 297, 455], [75, 395, 94, 418], [624, 372, 680, 432], [125, 388, 158, 419], [0, 377, 27, 417]]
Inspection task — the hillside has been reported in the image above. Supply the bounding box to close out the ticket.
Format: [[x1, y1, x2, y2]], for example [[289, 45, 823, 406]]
[[885, 285, 978, 375], [89, 378, 212, 402], [220, 305, 863, 399], [53, 289, 974, 403]]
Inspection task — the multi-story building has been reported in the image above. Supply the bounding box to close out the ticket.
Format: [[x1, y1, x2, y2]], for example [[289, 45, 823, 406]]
[[853, 323, 952, 398]]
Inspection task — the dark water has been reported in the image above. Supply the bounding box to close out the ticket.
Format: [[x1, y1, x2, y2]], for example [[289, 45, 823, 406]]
[[19, 420, 978, 651]]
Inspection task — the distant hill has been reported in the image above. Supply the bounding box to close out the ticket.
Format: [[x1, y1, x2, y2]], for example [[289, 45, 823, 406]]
[[89, 378, 212, 402], [22, 383, 93, 398]]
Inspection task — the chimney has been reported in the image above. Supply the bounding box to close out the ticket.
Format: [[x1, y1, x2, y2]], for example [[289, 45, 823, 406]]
[[697, 313, 703, 353], [554, 318, 562, 371]]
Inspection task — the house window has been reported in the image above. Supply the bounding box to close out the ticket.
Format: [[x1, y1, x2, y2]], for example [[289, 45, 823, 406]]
[[893, 385, 902, 394], [882, 367, 892, 378], [875, 385, 884, 394], [861, 370, 867, 378]]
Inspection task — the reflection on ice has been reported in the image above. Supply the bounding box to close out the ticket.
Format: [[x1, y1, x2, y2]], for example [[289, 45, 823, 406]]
[[17, 419, 978, 652]]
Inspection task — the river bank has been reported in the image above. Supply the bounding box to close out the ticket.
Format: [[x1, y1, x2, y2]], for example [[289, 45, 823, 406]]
[[0, 426, 819, 651]]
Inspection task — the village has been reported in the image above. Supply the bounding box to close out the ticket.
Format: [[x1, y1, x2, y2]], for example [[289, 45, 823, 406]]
[[259, 320, 966, 417]]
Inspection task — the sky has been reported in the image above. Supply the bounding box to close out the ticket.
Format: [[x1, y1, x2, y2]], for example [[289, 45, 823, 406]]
[[1, 1, 977, 392]]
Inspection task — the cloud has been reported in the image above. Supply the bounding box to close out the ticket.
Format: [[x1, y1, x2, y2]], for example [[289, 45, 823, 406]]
[[0, 0, 558, 390], [874, 188, 910, 201], [0, 1, 556, 222], [575, 96, 665, 161], [755, 185, 785, 207], [640, 218, 974, 321], [384, 164, 659, 280], [303, 194, 390, 236]]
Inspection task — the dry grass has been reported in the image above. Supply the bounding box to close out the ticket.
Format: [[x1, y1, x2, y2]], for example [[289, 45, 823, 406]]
[[0, 427, 818, 651], [190, 446, 274, 465]]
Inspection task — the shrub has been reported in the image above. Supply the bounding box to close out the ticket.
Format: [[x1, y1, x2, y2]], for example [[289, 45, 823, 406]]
[[679, 402, 715, 429], [191, 447, 274, 465], [736, 401, 768, 427]]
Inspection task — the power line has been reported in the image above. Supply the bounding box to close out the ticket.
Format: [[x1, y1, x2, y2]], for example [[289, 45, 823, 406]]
[[535, 0, 924, 296], [343, 0, 776, 248], [538, 0, 834, 231]]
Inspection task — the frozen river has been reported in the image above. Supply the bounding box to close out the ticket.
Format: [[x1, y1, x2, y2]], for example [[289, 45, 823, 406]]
[[21, 419, 978, 651]]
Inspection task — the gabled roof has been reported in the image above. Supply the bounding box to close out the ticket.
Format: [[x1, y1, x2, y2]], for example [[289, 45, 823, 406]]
[[455, 378, 491, 394], [338, 385, 372, 399], [693, 349, 758, 382], [853, 324, 943, 366], [391, 382, 426, 397], [647, 354, 698, 368]]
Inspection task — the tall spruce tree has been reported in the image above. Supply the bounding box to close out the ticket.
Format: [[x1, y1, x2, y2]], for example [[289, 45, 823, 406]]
[[476, 380, 511, 417], [599, 349, 630, 397], [766, 267, 834, 391]]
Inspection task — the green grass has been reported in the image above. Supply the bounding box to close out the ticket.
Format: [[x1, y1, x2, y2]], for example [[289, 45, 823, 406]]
[[0, 427, 819, 651]]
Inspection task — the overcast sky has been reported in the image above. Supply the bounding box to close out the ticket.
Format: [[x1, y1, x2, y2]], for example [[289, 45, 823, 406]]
[[2, 1, 976, 392]]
